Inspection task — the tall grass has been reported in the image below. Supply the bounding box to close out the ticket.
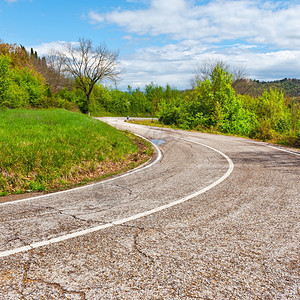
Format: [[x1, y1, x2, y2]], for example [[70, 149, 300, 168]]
[[0, 109, 151, 195]]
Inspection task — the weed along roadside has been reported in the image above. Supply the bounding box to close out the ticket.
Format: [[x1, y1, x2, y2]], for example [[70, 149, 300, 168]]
[[0, 109, 153, 202]]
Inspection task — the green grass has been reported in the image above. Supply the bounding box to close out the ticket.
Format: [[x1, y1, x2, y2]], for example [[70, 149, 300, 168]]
[[0, 109, 152, 195]]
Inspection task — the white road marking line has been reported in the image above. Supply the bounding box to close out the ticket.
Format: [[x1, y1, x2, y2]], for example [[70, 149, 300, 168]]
[[0, 134, 162, 207], [243, 139, 300, 156], [265, 144, 300, 156], [0, 137, 234, 258], [0, 224, 114, 258]]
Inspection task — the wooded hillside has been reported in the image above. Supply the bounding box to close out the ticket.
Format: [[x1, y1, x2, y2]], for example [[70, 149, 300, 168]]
[[248, 78, 300, 98]]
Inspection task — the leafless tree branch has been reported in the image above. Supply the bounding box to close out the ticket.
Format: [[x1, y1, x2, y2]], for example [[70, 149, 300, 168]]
[[57, 38, 121, 113], [191, 58, 253, 94]]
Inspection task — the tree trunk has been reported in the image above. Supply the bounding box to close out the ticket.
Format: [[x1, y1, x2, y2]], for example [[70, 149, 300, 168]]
[[83, 93, 90, 115]]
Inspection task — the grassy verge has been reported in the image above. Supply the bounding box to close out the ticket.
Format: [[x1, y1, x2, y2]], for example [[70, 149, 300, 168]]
[[0, 109, 153, 196]]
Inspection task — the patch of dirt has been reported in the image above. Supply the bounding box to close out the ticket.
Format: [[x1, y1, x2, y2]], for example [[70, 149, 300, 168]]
[[0, 192, 44, 204]]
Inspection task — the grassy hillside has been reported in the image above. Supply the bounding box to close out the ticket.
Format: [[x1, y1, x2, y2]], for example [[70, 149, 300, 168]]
[[0, 109, 153, 196]]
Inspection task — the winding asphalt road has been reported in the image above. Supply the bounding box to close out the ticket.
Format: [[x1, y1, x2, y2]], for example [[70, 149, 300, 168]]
[[0, 117, 299, 299]]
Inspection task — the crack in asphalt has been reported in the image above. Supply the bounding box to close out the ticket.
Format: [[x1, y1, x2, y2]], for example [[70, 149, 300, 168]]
[[42, 205, 107, 225], [0, 222, 28, 253], [114, 184, 133, 196], [133, 228, 155, 263], [19, 251, 87, 299], [5, 223, 26, 244], [19, 251, 33, 299], [112, 184, 141, 204], [107, 223, 162, 263]]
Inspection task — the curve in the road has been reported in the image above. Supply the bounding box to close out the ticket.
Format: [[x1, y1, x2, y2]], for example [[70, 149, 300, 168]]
[[0, 136, 234, 258]]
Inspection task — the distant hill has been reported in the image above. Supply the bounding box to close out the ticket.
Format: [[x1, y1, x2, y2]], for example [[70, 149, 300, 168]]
[[247, 78, 300, 98]]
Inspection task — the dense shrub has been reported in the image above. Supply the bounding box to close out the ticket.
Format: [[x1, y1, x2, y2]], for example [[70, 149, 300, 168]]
[[158, 65, 299, 145], [0, 55, 48, 108]]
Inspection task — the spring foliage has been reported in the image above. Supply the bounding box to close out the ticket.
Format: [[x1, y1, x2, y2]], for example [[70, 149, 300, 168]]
[[0, 42, 299, 146], [0, 55, 48, 108], [158, 66, 299, 146]]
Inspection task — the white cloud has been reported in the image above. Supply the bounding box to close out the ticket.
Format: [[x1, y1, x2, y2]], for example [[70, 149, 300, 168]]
[[89, 0, 300, 50], [30, 1, 300, 90], [245, 50, 300, 81], [31, 39, 300, 90], [30, 41, 77, 56], [117, 41, 300, 89], [88, 11, 105, 24]]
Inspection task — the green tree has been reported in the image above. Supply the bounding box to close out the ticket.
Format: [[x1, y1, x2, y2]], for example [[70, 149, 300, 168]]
[[130, 87, 151, 115], [13, 68, 47, 107], [159, 65, 258, 135], [145, 82, 164, 118], [0, 53, 48, 109], [0, 55, 12, 107]]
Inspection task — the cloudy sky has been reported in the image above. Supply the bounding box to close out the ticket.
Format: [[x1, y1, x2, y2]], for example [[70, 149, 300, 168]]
[[1, 0, 300, 89]]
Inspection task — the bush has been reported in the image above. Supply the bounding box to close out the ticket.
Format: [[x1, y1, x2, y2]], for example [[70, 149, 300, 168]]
[[158, 66, 297, 147], [0, 54, 50, 108]]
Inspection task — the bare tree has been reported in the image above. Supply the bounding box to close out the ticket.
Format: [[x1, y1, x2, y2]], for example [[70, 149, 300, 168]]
[[190, 59, 230, 88], [58, 38, 121, 113], [192, 59, 230, 85], [44, 50, 72, 92], [191, 58, 253, 94]]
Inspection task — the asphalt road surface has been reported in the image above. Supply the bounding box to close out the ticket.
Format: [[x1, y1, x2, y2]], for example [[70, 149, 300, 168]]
[[0, 117, 299, 299]]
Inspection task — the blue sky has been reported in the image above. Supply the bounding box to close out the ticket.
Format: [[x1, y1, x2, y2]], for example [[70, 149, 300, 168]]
[[1, 0, 300, 89]]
